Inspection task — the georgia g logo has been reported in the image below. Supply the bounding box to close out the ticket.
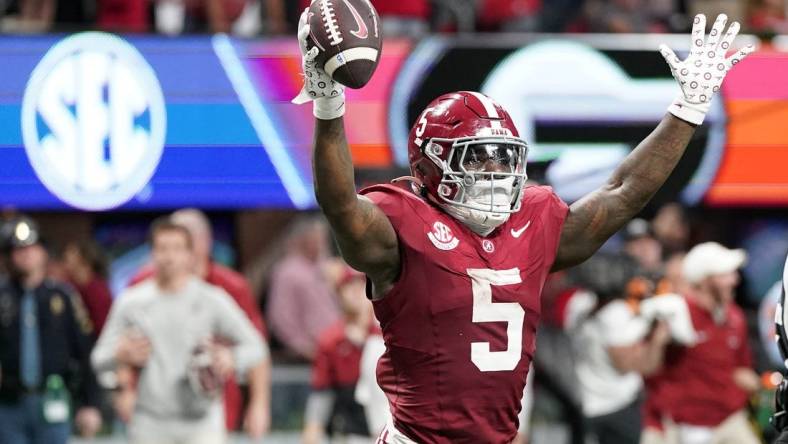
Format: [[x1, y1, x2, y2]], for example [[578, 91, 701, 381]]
[[21, 32, 166, 210]]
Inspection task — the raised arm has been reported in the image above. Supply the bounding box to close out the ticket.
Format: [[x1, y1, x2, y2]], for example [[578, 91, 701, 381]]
[[552, 115, 694, 270], [552, 13, 754, 270], [312, 119, 400, 287], [292, 11, 400, 291]]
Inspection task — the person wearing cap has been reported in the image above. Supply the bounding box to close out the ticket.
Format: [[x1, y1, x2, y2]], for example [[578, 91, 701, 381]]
[[0, 216, 103, 443], [302, 266, 374, 444], [623, 218, 664, 274], [643, 242, 760, 444]]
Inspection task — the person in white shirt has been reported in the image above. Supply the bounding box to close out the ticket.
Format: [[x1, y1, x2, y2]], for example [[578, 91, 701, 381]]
[[92, 217, 266, 444], [566, 253, 671, 444]]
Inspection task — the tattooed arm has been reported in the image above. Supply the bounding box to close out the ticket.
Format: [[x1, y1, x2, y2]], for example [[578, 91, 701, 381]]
[[551, 115, 695, 271], [551, 13, 754, 270], [313, 118, 401, 294], [291, 9, 399, 295]]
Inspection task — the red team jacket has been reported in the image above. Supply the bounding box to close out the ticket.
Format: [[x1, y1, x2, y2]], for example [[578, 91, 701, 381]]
[[361, 183, 568, 443], [645, 296, 752, 427]]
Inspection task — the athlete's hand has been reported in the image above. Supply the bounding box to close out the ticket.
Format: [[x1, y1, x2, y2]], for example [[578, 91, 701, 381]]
[[292, 8, 346, 120], [115, 330, 151, 368], [659, 14, 755, 125]]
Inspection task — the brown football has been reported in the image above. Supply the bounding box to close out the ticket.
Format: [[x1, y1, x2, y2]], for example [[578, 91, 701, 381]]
[[307, 0, 383, 89]]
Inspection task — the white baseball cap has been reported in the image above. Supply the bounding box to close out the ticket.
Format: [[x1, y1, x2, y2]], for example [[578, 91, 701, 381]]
[[682, 242, 747, 284]]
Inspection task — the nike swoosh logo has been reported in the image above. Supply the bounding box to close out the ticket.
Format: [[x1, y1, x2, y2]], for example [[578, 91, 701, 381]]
[[344, 0, 369, 39], [511, 221, 531, 238]]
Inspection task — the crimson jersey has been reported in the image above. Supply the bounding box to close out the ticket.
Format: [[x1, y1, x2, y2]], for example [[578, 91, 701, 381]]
[[361, 183, 568, 443]]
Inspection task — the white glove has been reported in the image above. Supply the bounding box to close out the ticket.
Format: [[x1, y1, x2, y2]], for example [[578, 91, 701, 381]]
[[640, 294, 698, 346], [291, 8, 346, 120], [660, 14, 755, 125]]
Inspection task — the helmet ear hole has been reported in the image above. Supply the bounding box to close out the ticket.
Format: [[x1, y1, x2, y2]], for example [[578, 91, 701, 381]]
[[427, 142, 443, 156], [413, 159, 443, 199]]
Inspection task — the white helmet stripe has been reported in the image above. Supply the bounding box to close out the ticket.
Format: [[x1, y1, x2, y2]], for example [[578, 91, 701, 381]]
[[468, 91, 502, 129]]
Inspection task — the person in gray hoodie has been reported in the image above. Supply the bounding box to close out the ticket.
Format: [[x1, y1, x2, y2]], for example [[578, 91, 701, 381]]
[[92, 217, 266, 444]]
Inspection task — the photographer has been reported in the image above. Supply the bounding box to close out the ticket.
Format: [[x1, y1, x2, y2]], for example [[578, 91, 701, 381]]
[[566, 253, 671, 444]]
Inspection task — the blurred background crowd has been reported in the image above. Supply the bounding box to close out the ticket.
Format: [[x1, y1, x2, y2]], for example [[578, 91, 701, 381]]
[[1, 200, 786, 443], [0, 0, 787, 443], [0, 0, 788, 37]]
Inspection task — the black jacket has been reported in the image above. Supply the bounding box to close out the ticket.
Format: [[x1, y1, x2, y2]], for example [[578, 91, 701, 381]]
[[0, 277, 100, 407]]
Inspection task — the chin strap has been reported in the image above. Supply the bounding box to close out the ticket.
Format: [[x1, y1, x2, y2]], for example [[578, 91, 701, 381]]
[[441, 202, 500, 237], [391, 176, 425, 196], [391, 176, 423, 186], [399, 175, 510, 237]]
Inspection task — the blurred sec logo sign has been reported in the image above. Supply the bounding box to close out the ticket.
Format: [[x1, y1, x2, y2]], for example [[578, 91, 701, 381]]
[[21, 32, 166, 211]]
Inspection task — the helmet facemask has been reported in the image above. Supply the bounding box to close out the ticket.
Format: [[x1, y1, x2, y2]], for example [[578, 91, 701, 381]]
[[423, 135, 529, 236]]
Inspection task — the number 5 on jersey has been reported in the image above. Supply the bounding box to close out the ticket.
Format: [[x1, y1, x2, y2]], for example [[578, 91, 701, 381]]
[[468, 268, 524, 372]]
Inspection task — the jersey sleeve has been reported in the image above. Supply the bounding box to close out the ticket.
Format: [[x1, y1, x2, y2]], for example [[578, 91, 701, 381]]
[[540, 185, 569, 244], [358, 184, 422, 315], [360, 185, 409, 229], [360, 184, 430, 243], [598, 302, 649, 347], [522, 185, 569, 269]]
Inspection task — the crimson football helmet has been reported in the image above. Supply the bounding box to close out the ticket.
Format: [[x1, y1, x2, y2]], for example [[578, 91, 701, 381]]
[[407, 91, 529, 234]]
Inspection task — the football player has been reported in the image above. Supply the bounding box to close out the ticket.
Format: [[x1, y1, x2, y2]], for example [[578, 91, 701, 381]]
[[293, 12, 753, 444]]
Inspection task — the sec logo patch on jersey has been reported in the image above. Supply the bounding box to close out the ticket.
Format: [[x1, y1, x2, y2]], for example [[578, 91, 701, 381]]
[[428, 221, 459, 251]]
